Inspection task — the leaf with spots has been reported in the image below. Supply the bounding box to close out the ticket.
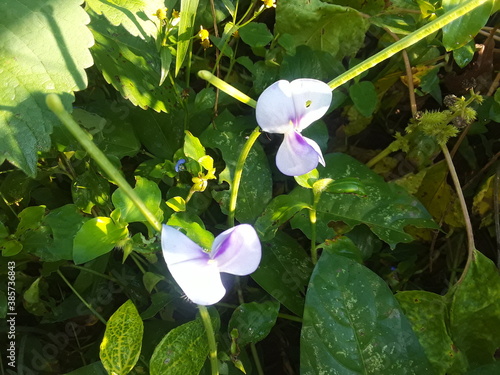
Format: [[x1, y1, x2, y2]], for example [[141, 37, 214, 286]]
[[201, 110, 272, 223], [150, 318, 210, 375], [301, 249, 432, 374], [100, 300, 144, 375], [290, 153, 438, 248], [0, 0, 94, 176]]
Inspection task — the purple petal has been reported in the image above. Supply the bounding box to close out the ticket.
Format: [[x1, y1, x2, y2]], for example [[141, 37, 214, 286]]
[[161, 225, 225, 305], [289, 79, 332, 132], [211, 224, 261, 276], [256, 80, 296, 134], [276, 132, 324, 176]]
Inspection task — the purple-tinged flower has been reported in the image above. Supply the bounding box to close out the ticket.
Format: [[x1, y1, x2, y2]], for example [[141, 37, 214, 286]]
[[161, 224, 261, 305], [174, 158, 186, 172], [256, 79, 332, 176]]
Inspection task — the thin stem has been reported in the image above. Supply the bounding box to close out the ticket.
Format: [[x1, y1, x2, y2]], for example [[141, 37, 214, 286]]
[[199, 305, 219, 375], [366, 142, 397, 168], [309, 194, 319, 264], [227, 127, 261, 227], [327, 0, 490, 91], [441, 145, 476, 284], [57, 270, 107, 325], [46, 94, 162, 233], [250, 343, 264, 375], [495, 164, 500, 269], [198, 70, 257, 108]]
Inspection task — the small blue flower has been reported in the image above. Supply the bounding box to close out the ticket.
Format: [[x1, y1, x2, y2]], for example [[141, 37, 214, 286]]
[[174, 158, 186, 172], [256, 79, 332, 176]]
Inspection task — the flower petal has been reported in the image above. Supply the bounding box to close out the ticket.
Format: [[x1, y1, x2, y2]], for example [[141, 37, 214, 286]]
[[161, 225, 225, 305], [276, 132, 324, 176], [289, 79, 332, 132], [168, 257, 226, 305], [256, 80, 296, 134], [211, 224, 262, 275]]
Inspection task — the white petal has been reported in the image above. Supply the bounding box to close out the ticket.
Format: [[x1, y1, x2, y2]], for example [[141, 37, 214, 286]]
[[256, 80, 296, 134], [161, 225, 225, 305], [289, 79, 332, 132], [168, 258, 226, 305], [211, 224, 262, 275], [276, 132, 324, 176]]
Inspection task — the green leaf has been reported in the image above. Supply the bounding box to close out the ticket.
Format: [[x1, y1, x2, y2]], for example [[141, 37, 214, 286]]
[[100, 300, 144, 375], [301, 251, 432, 374], [159, 47, 172, 86], [86, 0, 164, 39], [228, 301, 280, 347], [239, 23, 273, 48], [349, 81, 378, 117], [442, 0, 494, 51], [295, 169, 320, 189], [0, 0, 94, 176], [291, 153, 438, 248], [397, 291, 467, 375], [62, 361, 107, 375], [184, 131, 206, 161], [166, 196, 187, 212], [167, 212, 214, 250], [112, 176, 163, 224], [449, 250, 500, 367], [23, 277, 49, 316], [276, 0, 368, 59], [150, 318, 209, 375], [201, 111, 272, 222], [176, 0, 200, 75], [73, 216, 129, 264], [72, 169, 110, 214], [252, 232, 313, 316], [254, 194, 311, 241], [89, 13, 178, 112], [44, 204, 87, 261]]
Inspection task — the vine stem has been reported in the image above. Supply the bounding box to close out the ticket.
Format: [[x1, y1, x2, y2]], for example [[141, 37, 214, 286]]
[[441, 145, 475, 284], [327, 0, 490, 91], [199, 305, 219, 375], [57, 270, 107, 325], [198, 70, 257, 108], [310, 192, 320, 264], [227, 127, 262, 227], [46, 94, 162, 233]]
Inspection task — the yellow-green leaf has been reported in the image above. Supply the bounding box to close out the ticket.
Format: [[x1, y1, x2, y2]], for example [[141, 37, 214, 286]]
[[100, 300, 144, 375]]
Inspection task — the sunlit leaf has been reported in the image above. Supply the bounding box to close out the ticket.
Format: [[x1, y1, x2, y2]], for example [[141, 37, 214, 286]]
[[0, 0, 94, 176], [301, 251, 432, 374], [100, 300, 144, 375]]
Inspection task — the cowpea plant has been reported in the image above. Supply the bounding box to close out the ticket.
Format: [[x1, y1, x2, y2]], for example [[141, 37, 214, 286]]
[[2, 1, 500, 375]]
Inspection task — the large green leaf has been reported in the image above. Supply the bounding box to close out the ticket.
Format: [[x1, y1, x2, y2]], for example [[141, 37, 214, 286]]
[[442, 0, 494, 51], [0, 0, 94, 176], [150, 318, 209, 375], [111, 176, 163, 224], [72, 216, 129, 264], [276, 0, 368, 59], [449, 250, 500, 367], [252, 232, 313, 316], [88, 12, 178, 112], [397, 291, 467, 375], [85, 0, 165, 39], [301, 250, 432, 374], [176, 0, 199, 75], [201, 111, 272, 223], [100, 300, 144, 375], [291, 153, 438, 248]]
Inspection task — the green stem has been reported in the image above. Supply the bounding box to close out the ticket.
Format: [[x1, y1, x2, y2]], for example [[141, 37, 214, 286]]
[[441, 145, 475, 284], [366, 142, 397, 168], [310, 192, 320, 264], [227, 127, 261, 227], [250, 343, 264, 375], [327, 0, 490, 90], [198, 70, 257, 108], [46, 94, 162, 233], [199, 305, 219, 375], [57, 270, 107, 325]]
